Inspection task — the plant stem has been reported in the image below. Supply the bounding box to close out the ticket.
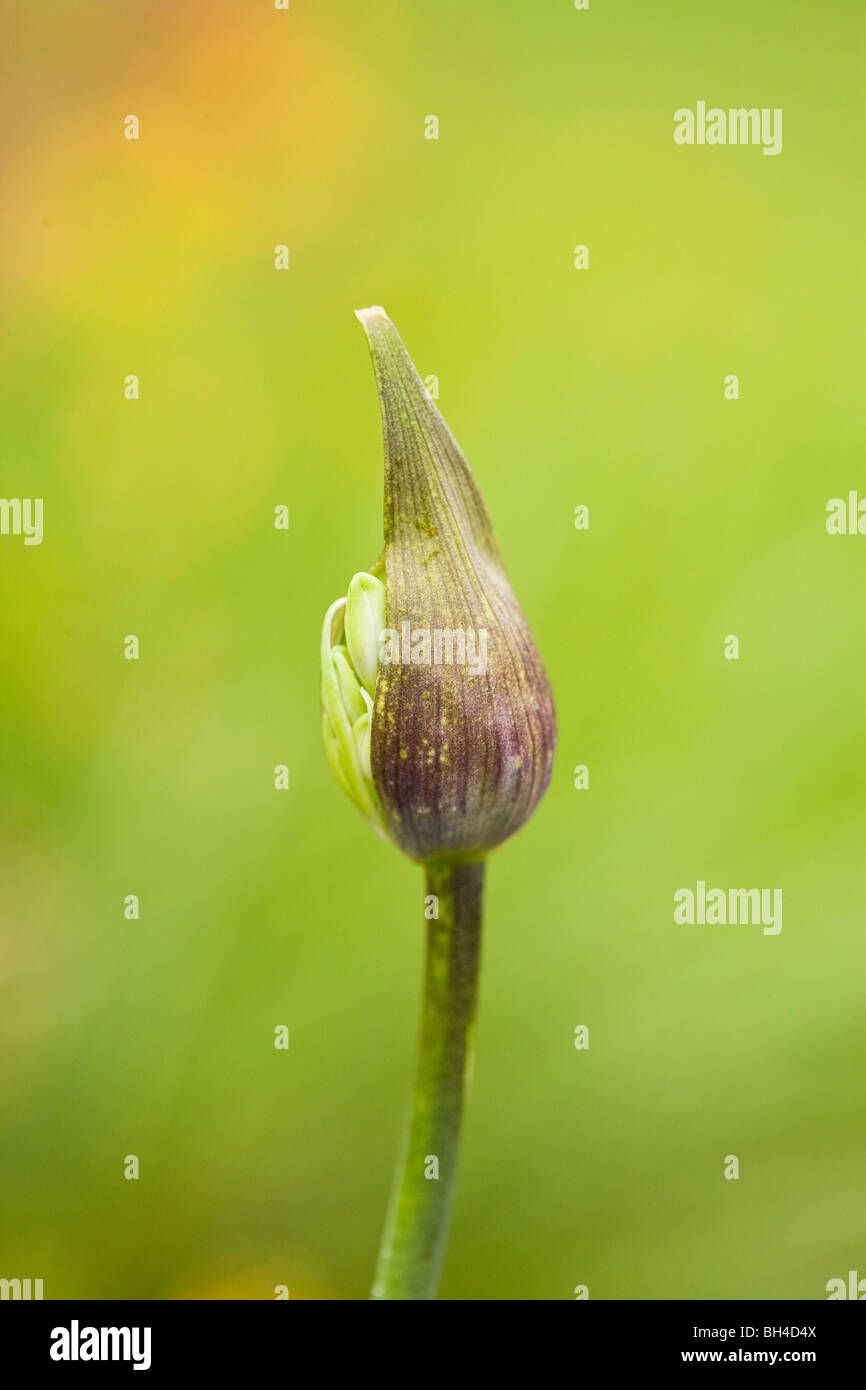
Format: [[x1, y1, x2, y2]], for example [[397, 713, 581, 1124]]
[[371, 857, 485, 1300]]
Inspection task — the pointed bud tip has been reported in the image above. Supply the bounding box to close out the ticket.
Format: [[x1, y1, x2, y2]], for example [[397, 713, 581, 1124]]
[[354, 305, 390, 330]]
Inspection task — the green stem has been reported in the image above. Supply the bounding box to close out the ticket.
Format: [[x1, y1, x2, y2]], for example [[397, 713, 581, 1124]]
[[371, 857, 485, 1300]]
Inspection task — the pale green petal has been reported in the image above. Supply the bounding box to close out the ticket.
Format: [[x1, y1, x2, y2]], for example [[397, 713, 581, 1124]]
[[322, 711, 357, 806], [320, 596, 369, 810], [345, 572, 386, 696], [320, 585, 390, 841], [331, 645, 366, 724], [353, 711, 373, 782]]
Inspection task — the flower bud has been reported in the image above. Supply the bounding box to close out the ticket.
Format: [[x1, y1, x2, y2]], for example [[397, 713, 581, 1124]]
[[350, 306, 557, 862]]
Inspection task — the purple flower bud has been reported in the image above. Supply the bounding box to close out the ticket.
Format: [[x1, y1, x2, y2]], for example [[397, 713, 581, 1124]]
[[355, 307, 556, 862]]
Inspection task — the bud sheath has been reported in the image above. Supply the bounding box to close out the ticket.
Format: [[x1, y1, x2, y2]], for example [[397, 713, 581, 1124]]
[[355, 306, 557, 862]]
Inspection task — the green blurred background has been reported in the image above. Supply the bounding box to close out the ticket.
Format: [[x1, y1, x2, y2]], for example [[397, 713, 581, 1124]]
[[1, 0, 864, 1300]]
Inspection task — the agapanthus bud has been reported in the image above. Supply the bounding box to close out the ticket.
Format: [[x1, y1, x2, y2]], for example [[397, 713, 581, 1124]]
[[320, 307, 556, 863]]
